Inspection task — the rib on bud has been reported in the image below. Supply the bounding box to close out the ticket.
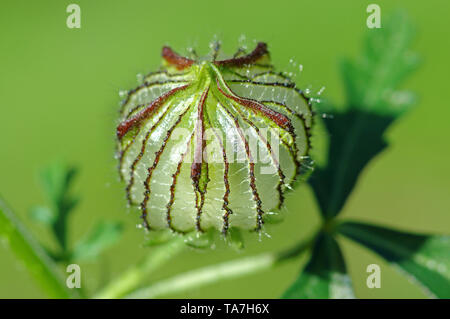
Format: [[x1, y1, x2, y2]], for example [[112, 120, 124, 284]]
[[116, 42, 313, 236]]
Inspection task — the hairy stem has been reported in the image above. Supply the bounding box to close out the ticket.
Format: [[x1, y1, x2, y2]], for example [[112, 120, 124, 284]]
[[0, 197, 78, 298]]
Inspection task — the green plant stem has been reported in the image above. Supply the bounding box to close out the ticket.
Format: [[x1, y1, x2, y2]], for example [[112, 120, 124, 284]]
[[94, 236, 186, 299], [125, 234, 315, 299], [0, 197, 78, 298], [126, 253, 276, 299]]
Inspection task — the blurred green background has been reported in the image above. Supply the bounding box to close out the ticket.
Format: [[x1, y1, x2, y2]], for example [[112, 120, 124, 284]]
[[0, 0, 449, 298]]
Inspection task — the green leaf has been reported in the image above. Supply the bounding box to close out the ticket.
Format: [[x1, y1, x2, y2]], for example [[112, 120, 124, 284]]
[[0, 197, 74, 298], [40, 162, 78, 206], [71, 221, 123, 261], [29, 205, 55, 225], [309, 111, 397, 218], [38, 162, 79, 251], [342, 12, 419, 114], [338, 222, 450, 298], [282, 233, 354, 299], [309, 12, 419, 219]]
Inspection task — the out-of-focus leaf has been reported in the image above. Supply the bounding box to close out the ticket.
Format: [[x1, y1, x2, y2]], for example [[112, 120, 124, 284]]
[[309, 12, 419, 219], [71, 221, 123, 261], [309, 110, 397, 218], [342, 13, 419, 114], [338, 222, 450, 298], [282, 233, 354, 299], [29, 205, 55, 225], [40, 162, 77, 206], [37, 162, 79, 251], [52, 195, 79, 251], [0, 197, 74, 298]]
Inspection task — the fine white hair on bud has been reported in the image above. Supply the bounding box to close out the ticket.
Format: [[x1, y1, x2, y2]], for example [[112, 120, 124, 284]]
[[116, 42, 314, 237]]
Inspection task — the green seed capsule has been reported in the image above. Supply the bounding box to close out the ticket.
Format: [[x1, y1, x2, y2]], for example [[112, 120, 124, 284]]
[[116, 42, 313, 235]]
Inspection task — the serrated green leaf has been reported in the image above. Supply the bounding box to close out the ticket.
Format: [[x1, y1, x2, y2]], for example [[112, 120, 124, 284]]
[[309, 12, 419, 219], [38, 162, 79, 252], [71, 221, 123, 261], [338, 222, 450, 298], [282, 233, 354, 299], [29, 205, 55, 225], [0, 197, 74, 298], [40, 162, 78, 206], [309, 110, 396, 218], [342, 11, 419, 115]]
